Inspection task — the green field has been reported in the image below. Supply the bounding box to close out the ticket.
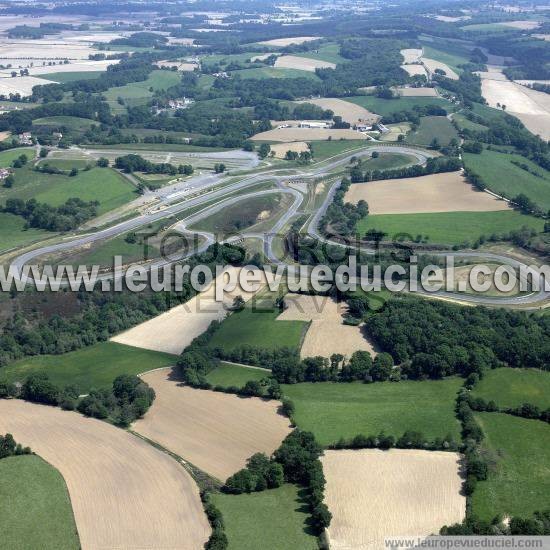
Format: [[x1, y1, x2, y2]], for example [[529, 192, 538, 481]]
[[309, 139, 369, 160], [2, 165, 136, 215], [84, 142, 229, 152], [364, 152, 418, 171], [463, 150, 550, 210], [472, 413, 550, 520], [104, 70, 182, 112], [33, 116, 96, 129], [358, 210, 544, 245], [232, 67, 321, 80], [0, 455, 79, 550], [37, 71, 105, 83], [406, 116, 459, 146], [207, 295, 307, 353], [461, 23, 517, 33], [0, 342, 176, 393], [38, 158, 92, 171], [421, 45, 470, 75], [473, 368, 550, 410], [452, 113, 489, 132], [299, 43, 345, 64], [348, 95, 453, 117], [282, 378, 462, 446], [0, 147, 34, 167], [206, 362, 270, 387], [213, 484, 318, 550], [0, 212, 50, 252]]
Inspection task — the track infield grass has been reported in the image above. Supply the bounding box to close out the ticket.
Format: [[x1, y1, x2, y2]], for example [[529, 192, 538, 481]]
[[213, 484, 318, 550], [0, 342, 176, 393], [472, 413, 550, 521], [357, 210, 544, 245], [282, 378, 462, 446], [0, 454, 80, 550]]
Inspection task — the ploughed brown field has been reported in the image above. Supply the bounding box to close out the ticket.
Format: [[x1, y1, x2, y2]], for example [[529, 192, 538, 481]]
[[344, 171, 509, 214], [0, 399, 210, 550], [322, 449, 465, 550], [132, 368, 292, 481]]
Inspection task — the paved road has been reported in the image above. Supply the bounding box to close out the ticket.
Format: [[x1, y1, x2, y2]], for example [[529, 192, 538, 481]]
[[8, 144, 549, 307]]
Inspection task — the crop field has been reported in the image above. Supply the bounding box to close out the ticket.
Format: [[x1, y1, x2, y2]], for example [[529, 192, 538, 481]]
[[0, 164, 136, 215], [252, 127, 368, 142], [36, 71, 104, 83], [282, 378, 462, 446], [207, 292, 307, 353], [299, 43, 345, 64], [0, 342, 176, 393], [269, 141, 310, 158], [277, 294, 377, 359], [397, 87, 439, 97], [322, 449, 465, 550], [112, 267, 266, 355], [258, 36, 320, 47], [379, 122, 412, 141], [133, 369, 292, 481], [0, 212, 49, 252], [308, 139, 369, 160], [0, 75, 56, 96], [213, 484, 318, 550], [205, 362, 269, 388], [346, 171, 508, 214], [421, 45, 470, 75], [406, 116, 459, 146], [401, 64, 428, 77], [295, 97, 379, 124], [33, 115, 96, 129], [472, 413, 550, 521], [274, 55, 336, 72], [0, 455, 80, 550], [358, 210, 544, 245], [422, 58, 459, 80], [348, 95, 453, 117], [0, 399, 210, 549], [463, 150, 550, 210], [472, 368, 550, 410], [400, 48, 423, 63], [231, 67, 321, 81]]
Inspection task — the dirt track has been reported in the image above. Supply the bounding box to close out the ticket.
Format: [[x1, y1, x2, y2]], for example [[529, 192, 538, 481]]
[[345, 171, 509, 214], [133, 369, 292, 481], [0, 399, 210, 550], [322, 449, 465, 550]]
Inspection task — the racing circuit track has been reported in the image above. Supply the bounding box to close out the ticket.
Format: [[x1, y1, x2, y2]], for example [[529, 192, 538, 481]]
[[7, 144, 550, 307]]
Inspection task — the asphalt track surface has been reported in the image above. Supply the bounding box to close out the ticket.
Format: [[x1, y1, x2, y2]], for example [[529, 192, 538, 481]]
[[8, 144, 549, 306]]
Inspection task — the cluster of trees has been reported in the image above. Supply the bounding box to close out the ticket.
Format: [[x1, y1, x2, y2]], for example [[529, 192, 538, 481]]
[[375, 104, 448, 125], [111, 32, 168, 48], [202, 492, 227, 550], [433, 71, 484, 104], [253, 100, 333, 121], [224, 452, 284, 494], [12, 372, 155, 427], [7, 22, 72, 38], [320, 177, 368, 236], [366, 297, 550, 379], [0, 433, 31, 458], [467, 392, 550, 424], [3, 197, 99, 232], [114, 153, 193, 176], [350, 156, 461, 184], [330, 429, 458, 452]]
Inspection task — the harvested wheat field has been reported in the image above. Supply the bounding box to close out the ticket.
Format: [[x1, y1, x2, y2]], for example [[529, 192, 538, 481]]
[[296, 98, 379, 125], [252, 127, 368, 142], [322, 449, 465, 550], [480, 70, 550, 140], [0, 76, 56, 96], [278, 294, 376, 359], [423, 58, 459, 80], [270, 141, 310, 158], [259, 36, 320, 47], [25, 59, 119, 76], [133, 369, 292, 481], [274, 55, 335, 72], [400, 48, 423, 63], [401, 64, 428, 77], [379, 122, 411, 142], [345, 171, 509, 214], [111, 267, 266, 355], [0, 399, 210, 550], [396, 87, 438, 97], [501, 20, 541, 30]]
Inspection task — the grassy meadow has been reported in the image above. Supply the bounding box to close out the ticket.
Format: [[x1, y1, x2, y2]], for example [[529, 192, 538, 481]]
[[0, 342, 176, 393], [0, 455, 79, 550], [348, 95, 453, 117], [358, 210, 544, 245], [472, 368, 550, 410], [406, 116, 459, 147], [282, 378, 462, 446], [205, 362, 270, 388], [0, 212, 50, 252], [213, 484, 318, 550], [472, 413, 550, 520]]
